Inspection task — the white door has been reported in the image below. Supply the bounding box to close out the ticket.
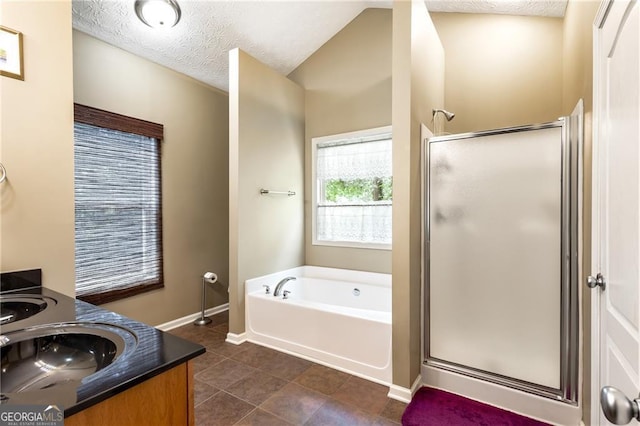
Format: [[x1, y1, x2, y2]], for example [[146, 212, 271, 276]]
[[592, 0, 640, 424]]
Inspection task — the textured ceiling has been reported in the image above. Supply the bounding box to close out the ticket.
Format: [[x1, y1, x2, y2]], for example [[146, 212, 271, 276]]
[[72, 0, 392, 92], [72, 0, 568, 93], [425, 0, 568, 17]]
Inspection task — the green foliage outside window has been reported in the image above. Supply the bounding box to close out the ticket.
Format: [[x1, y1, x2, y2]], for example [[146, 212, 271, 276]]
[[324, 177, 392, 203]]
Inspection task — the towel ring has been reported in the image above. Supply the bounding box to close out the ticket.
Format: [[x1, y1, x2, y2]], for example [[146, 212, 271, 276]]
[[0, 163, 6, 184]]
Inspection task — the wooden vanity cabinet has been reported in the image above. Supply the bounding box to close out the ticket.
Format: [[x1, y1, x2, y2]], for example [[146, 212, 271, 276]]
[[66, 361, 195, 426]]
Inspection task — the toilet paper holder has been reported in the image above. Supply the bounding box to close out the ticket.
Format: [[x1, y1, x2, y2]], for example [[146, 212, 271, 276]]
[[194, 272, 218, 326]]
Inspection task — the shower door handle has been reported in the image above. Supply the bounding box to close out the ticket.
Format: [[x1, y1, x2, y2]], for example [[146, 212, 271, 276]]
[[601, 386, 640, 424], [587, 273, 606, 290]]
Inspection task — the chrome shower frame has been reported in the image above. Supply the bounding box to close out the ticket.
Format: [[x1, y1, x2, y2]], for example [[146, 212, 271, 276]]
[[421, 117, 581, 404]]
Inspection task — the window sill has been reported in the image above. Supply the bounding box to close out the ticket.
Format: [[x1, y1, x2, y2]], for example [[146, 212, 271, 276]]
[[312, 240, 391, 251], [77, 281, 164, 305]]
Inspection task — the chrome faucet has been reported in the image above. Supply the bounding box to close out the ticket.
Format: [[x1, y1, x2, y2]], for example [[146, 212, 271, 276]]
[[274, 276, 296, 296]]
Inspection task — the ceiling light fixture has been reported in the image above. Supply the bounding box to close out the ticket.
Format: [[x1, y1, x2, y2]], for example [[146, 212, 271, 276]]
[[134, 0, 181, 29]]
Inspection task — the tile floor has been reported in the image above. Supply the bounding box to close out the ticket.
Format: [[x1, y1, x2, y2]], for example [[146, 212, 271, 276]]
[[168, 311, 407, 426]]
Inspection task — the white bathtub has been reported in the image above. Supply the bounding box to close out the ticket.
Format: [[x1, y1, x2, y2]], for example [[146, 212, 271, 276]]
[[245, 266, 392, 384]]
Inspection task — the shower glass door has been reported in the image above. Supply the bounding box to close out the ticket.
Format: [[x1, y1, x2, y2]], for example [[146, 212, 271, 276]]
[[424, 121, 579, 402]]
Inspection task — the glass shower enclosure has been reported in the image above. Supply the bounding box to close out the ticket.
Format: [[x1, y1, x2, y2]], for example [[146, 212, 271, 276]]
[[423, 117, 580, 403]]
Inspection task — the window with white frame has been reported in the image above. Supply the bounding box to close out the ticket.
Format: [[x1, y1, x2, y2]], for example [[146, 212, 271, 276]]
[[312, 126, 392, 249], [74, 104, 164, 305]]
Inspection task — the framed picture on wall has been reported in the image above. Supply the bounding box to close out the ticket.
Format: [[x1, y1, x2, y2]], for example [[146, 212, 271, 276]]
[[0, 26, 24, 80]]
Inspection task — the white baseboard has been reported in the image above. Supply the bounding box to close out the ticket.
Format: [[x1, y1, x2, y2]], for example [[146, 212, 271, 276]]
[[226, 332, 247, 345], [387, 374, 422, 403], [155, 303, 229, 331]]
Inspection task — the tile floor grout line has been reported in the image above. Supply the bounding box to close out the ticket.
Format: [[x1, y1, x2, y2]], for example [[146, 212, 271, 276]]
[[217, 389, 259, 409], [193, 389, 221, 409], [300, 397, 347, 426], [237, 404, 297, 426], [193, 360, 233, 380], [231, 407, 258, 425], [258, 399, 321, 426], [296, 375, 390, 417], [217, 388, 262, 410]]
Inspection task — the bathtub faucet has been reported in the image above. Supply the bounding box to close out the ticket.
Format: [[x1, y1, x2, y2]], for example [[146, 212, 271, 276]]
[[274, 276, 296, 296]]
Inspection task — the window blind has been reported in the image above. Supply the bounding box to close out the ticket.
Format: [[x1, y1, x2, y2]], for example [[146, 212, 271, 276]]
[[74, 118, 163, 305]]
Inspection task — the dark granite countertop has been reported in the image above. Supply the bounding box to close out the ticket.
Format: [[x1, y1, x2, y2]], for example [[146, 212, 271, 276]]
[[0, 271, 205, 417]]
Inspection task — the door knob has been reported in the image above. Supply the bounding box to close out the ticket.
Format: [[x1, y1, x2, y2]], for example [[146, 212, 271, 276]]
[[587, 273, 606, 290], [601, 386, 640, 424]]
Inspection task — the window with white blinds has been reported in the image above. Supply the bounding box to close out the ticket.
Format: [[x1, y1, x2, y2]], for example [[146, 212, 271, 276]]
[[312, 126, 392, 249], [73, 104, 163, 305]]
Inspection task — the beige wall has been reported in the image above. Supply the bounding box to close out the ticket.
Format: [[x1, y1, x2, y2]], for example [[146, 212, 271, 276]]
[[228, 49, 305, 334], [392, 0, 444, 388], [73, 31, 229, 326], [288, 8, 392, 274], [0, 1, 76, 296], [431, 12, 563, 134], [561, 1, 600, 423]]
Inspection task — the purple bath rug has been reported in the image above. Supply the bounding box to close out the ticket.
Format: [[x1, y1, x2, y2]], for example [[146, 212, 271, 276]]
[[402, 387, 550, 426]]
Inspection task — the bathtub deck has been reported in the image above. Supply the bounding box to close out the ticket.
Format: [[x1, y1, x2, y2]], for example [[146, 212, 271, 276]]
[[168, 311, 405, 425]]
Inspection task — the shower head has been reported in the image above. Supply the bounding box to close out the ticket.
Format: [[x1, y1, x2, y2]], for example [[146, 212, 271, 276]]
[[432, 109, 455, 121]]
